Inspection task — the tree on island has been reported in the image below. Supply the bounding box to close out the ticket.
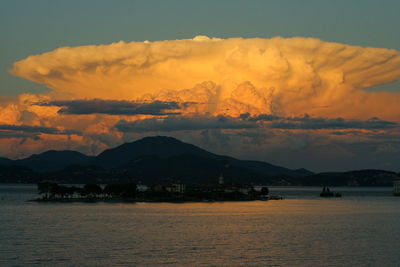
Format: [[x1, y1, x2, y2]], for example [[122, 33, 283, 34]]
[[103, 183, 137, 198], [37, 181, 57, 199], [121, 183, 137, 198], [38, 182, 75, 199], [50, 184, 76, 199], [36, 182, 139, 200], [83, 184, 103, 198], [104, 184, 122, 197], [261, 186, 269, 196], [70, 186, 82, 198]]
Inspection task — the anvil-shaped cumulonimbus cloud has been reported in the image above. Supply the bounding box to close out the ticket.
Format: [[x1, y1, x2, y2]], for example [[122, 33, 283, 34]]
[[2, 36, 400, 167], [11, 36, 400, 121]]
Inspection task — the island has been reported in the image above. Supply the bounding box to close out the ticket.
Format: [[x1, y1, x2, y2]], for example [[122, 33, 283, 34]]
[[32, 175, 278, 203]]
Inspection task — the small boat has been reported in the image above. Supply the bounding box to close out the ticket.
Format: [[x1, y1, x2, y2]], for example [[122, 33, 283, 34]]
[[320, 187, 341, 198]]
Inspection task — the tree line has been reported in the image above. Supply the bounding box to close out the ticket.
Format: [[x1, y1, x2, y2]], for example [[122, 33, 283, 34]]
[[37, 181, 137, 199]]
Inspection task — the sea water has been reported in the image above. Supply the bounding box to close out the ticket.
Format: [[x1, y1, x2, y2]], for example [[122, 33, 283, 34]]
[[0, 184, 399, 266]]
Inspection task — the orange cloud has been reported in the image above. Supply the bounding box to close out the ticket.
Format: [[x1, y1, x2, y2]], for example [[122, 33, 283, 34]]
[[1, 36, 399, 170], [10, 36, 400, 121]]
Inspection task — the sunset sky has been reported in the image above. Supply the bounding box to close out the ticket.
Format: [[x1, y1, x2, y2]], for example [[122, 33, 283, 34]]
[[1, 0, 399, 172]]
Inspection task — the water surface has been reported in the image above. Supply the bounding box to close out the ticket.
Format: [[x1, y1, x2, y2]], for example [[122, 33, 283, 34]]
[[1, 185, 399, 266]]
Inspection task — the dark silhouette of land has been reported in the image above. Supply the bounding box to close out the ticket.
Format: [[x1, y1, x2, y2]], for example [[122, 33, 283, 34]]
[[0, 136, 399, 186], [320, 186, 342, 197], [33, 181, 273, 203]]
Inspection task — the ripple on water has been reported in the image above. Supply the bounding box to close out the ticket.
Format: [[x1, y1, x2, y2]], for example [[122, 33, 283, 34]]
[[0, 185, 399, 266]]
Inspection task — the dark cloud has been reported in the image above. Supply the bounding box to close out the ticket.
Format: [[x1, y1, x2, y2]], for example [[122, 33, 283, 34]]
[[37, 99, 189, 116], [0, 131, 38, 139], [240, 113, 280, 121], [329, 131, 363, 136], [242, 114, 399, 130], [236, 130, 275, 139], [270, 116, 398, 130], [115, 113, 398, 134], [115, 115, 258, 132], [0, 124, 80, 136]]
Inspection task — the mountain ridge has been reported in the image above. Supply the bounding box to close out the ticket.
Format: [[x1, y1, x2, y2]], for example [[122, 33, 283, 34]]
[[0, 136, 311, 177], [0, 136, 398, 185], [96, 136, 312, 178], [15, 150, 95, 172]]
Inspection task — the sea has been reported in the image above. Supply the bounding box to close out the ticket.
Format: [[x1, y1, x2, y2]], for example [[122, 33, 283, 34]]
[[0, 184, 399, 267]]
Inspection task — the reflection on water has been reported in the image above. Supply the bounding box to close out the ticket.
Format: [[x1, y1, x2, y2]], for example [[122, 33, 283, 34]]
[[0, 185, 399, 266]]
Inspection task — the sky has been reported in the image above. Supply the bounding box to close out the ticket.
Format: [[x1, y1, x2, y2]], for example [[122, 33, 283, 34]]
[[0, 0, 400, 172]]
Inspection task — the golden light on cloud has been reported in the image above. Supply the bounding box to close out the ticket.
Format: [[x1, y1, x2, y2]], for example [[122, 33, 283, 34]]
[[10, 36, 400, 120], [1, 36, 399, 168]]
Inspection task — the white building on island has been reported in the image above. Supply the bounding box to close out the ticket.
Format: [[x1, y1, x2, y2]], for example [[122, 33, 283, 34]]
[[218, 173, 224, 185]]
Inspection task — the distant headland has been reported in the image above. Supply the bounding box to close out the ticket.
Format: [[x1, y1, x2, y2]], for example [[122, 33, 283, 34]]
[[1, 136, 399, 186]]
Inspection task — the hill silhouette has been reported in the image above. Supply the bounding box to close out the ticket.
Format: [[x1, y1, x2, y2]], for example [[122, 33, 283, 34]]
[[16, 150, 94, 172], [0, 136, 398, 185], [96, 136, 311, 178], [96, 136, 215, 166]]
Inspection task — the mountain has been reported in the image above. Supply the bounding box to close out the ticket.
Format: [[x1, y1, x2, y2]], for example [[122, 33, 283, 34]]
[[96, 136, 215, 167], [0, 136, 314, 184], [1, 136, 397, 186], [301, 169, 399, 186], [120, 154, 279, 185], [15, 150, 94, 172], [0, 157, 13, 166], [0, 165, 38, 183], [96, 136, 311, 178], [222, 158, 313, 178]]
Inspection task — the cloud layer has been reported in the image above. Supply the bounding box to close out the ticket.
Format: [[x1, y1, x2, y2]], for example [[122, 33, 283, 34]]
[[38, 99, 185, 115], [0, 124, 80, 135], [11, 36, 400, 120], [242, 114, 399, 130], [115, 115, 258, 132], [1, 36, 399, 171], [115, 114, 399, 133]]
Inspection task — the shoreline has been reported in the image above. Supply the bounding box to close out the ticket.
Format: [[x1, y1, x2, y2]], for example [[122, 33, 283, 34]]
[[28, 197, 276, 203]]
